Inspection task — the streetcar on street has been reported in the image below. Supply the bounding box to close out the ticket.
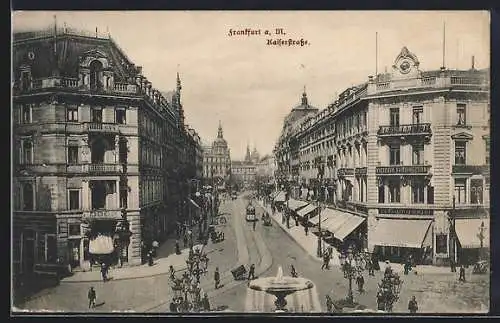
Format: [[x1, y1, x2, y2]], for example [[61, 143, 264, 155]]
[[245, 201, 257, 222]]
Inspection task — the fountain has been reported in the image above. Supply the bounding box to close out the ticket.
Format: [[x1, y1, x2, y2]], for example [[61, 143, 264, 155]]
[[248, 266, 314, 312]]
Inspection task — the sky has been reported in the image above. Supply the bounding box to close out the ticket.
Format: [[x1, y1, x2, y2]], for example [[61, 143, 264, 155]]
[[12, 11, 490, 160]]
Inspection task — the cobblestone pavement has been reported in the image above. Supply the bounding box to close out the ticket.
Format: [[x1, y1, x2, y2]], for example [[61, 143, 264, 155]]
[[14, 200, 240, 313]]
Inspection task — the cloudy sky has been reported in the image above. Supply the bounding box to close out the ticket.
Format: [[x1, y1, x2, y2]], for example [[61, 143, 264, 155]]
[[12, 11, 489, 160]]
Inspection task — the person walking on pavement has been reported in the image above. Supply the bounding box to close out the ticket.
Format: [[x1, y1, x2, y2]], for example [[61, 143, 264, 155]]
[[368, 259, 375, 276], [304, 224, 309, 236], [88, 286, 96, 309], [450, 258, 457, 273], [248, 263, 256, 280], [100, 262, 108, 282], [459, 265, 466, 282], [175, 240, 181, 255], [408, 296, 418, 313], [202, 292, 211, 311], [356, 274, 365, 293], [290, 264, 298, 278], [214, 267, 221, 289], [321, 250, 330, 270], [169, 265, 176, 280]]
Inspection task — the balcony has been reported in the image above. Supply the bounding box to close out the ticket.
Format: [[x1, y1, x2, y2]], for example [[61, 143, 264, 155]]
[[452, 165, 489, 175], [84, 122, 119, 134], [82, 209, 122, 220], [87, 163, 123, 174], [354, 167, 367, 176], [376, 165, 431, 175], [337, 168, 354, 177], [378, 123, 431, 137]]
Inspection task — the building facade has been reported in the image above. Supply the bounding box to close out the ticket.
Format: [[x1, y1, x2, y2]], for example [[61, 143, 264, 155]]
[[202, 122, 232, 187], [275, 47, 490, 265], [12, 26, 202, 277], [231, 144, 261, 186]]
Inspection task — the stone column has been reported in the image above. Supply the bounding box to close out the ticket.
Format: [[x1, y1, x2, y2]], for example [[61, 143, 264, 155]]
[[127, 212, 142, 265], [367, 209, 378, 253], [80, 221, 90, 270]]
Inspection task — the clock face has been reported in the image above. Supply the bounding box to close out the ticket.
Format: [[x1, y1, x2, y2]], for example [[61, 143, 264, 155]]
[[399, 60, 411, 74]]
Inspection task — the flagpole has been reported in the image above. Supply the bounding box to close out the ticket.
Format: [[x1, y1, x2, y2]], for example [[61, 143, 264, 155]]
[[375, 32, 378, 78], [442, 22, 446, 69]]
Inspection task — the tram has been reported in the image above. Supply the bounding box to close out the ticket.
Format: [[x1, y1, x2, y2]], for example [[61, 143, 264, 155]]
[[245, 202, 257, 222]]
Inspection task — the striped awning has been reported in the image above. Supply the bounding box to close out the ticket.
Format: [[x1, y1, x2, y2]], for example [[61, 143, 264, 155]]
[[274, 191, 286, 202], [89, 235, 115, 255], [335, 215, 366, 241], [370, 219, 432, 248], [322, 209, 352, 235], [287, 199, 309, 211], [455, 218, 489, 249], [296, 204, 320, 218]]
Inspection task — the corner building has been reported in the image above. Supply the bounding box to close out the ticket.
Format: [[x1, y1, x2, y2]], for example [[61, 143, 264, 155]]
[[276, 47, 490, 265], [12, 27, 202, 276]]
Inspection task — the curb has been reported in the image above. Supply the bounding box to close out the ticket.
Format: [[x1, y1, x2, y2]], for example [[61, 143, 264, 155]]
[[255, 202, 322, 264]]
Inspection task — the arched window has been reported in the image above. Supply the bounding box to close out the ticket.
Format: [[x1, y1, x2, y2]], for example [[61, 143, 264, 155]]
[[89, 60, 103, 91]]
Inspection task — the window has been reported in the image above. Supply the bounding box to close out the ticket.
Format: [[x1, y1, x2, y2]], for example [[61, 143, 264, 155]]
[[388, 179, 401, 203], [389, 145, 400, 165], [412, 181, 425, 204], [427, 186, 434, 204], [22, 182, 34, 211], [46, 235, 58, 263], [68, 146, 79, 164], [457, 103, 466, 126], [454, 178, 467, 204], [21, 71, 31, 90], [91, 107, 103, 123], [455, 141, 466, 165], [485, 138, 490, 164], [22, 139, 33, 164], [390, 108, 400, 127], [68, 224, 80, 236], [412, 143, 424, 165], [378, 184, 385, 203], [412, 107, 423, 124], [22, 104, 32, 124], [470, 179, 483, 204], [435, 234, 448, 254], [68, 190, 80, 210], [67, 106, 78, 121]]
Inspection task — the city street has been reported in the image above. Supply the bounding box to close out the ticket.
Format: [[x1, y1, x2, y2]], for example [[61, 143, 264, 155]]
[[14, 193, 489, 313]]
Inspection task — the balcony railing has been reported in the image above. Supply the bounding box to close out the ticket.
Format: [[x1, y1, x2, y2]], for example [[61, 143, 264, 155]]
[[83, 209, 122, 220], [87, 164, 123, 174], [84, 122, 119, 133], [452, 165, 489, 175], [337, 168, 354, 176], [354, 167, 367, 176], [376, 165, 431, 175], [378, 123, 431, 136]]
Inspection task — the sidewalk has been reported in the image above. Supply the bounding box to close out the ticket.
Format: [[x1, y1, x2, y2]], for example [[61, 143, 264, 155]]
[[255, 200, 339, 265], [61, 229, 201, 283]]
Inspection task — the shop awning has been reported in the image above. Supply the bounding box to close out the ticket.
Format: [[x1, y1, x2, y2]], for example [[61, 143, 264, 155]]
[[188, 198, 201, 209], [296, 204, 320, 218], [335, 215, 366, 241], [321, 208, 352, 235], [308, 212, 331, 225], [274, 191, 286, 202], [371, 219, 432, 248], [287, 199, 309, 211], [455, 218, 490, 249], [89, 235, 115, 255]]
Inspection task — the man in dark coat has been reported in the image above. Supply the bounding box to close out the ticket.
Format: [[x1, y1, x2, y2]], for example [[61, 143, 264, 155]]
[[214, 267, 221, 289], [356, 274, 365, 293], [248, 263, 256, 280], [408, 296, 418, 313], [88, 286, 96, 309], [459, 265, 466, 282], [202, 292, 210, 311]]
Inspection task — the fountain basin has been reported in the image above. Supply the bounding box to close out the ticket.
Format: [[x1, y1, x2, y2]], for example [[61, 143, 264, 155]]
[[248, 277, 314, 293]]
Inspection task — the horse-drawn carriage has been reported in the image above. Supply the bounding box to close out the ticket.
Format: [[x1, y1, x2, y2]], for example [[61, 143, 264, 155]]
[[376, 271, 403, 312]]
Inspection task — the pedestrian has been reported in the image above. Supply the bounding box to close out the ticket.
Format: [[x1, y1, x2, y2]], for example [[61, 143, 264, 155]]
[[175, 240, 181, 255], [252, 220, 257, 231], [408, 295, 418, 313], [404, 261, 409, 275], [356, 274, 365, 293], [304, 224, 309, 236], [202, 292, 211, 311], [384, 260, 392, 278], [88, 286, 96, 309], [290, 264, 298, 278], [148, 250, 154, 266], [248, 263, 256, 280], [183, 233, 188, 248], [214, 267, 220, 289], [325, 295, 333, 313], [450, 258, 457, 273], [100, 262, 108, 282], [459, 265, 466, 282], [376, 290, 385, 311], [169, 265, 176, 280]]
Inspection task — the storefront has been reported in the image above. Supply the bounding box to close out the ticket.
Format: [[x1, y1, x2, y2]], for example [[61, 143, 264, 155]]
[[370, 218, 433, 264], [272, 191, 287, 211], [321, 208, 366, 252], [296, 204, 320, 224], [286, 199, 309, 218], [455, 218, 490, 266]]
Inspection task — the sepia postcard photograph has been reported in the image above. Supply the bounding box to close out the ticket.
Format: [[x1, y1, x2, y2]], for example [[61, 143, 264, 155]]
[[11, 10, 491, 315]]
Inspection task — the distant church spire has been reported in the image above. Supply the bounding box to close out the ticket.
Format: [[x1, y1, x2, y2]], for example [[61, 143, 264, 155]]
[[217, 121, 223, 138], [301, 86, 308, 106], [176, 71, 182, 92], [245, 142, 251, 162]]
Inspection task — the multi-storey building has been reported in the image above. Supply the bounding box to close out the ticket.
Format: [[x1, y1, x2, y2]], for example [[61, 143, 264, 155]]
[[12, 26, 202, 278], [202, 122, 231, 187], [274, 90, 319, 192], [231, 145, 261, 186], [275, 47, 490, 265], [255, 154, 277, 183]]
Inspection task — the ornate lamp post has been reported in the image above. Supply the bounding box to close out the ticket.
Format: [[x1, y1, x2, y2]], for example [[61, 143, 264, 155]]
[[478, 220, 485, 261], [339, 246, 356, 305], [316, 161, 326, 258]]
